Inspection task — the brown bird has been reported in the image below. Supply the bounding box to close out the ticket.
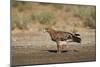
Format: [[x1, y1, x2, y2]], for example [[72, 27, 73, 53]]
[[45, 28, 81, 53]]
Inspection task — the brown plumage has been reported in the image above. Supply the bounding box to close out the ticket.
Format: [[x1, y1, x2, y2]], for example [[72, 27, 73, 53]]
[[45, 28, 81, 53]]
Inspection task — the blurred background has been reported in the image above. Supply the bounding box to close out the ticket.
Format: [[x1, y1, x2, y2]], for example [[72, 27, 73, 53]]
[[12, 1, 96, 33]]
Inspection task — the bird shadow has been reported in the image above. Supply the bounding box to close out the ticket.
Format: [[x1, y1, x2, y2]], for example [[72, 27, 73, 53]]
[[42, 49, 79, 54], [44, 50, 68, 53]]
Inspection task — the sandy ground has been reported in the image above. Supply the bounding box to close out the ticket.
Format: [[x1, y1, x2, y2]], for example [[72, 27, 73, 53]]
[[11, 29, 96, 66]]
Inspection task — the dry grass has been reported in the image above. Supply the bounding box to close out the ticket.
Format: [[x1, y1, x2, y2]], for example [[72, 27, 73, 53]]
[[12, 1, 96, 32]]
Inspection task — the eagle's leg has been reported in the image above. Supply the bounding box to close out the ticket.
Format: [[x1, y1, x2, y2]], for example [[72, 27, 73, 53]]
[[57, 42, 61, 53], [58, 45, 61, 53], [60, 41, 67, 52], [60, 44, 65, 52], [61, 45, 64, 51]]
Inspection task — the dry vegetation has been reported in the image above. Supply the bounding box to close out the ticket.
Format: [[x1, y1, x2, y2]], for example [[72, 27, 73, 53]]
[[12, 1, 96, 32]]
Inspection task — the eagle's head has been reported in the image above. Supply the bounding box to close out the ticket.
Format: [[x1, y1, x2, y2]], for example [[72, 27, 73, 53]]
[[45, 28, 55, 32]]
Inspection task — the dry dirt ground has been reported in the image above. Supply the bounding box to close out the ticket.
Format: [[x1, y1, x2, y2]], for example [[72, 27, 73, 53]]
[[11, 29, 96, 66]]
